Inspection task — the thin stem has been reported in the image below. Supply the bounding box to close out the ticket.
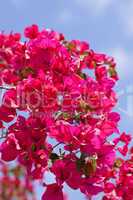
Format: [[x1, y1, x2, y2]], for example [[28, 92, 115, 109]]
[[52, 142, 62, 150], [0, 86, 13, 90]]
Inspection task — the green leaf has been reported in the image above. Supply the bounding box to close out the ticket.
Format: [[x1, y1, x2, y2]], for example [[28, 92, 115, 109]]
[[31, 144, 36, 152], [79, 72, 87, 80], [50, 153, 59, 163], [76, 153, 86, 171], [109, 67, 117, 77]]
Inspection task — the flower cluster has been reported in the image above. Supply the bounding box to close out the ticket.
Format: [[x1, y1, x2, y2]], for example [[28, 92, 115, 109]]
[[0, 24, 132, 199], [103, 134, 133, 200], [0, 161, 36, 200]]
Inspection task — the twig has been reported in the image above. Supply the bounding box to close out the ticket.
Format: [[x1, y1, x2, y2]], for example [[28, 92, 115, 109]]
[[52, 142, 62, 150], [0, 86, 13, 90]]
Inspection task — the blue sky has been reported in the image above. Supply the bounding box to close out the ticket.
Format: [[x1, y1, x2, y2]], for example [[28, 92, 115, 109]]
[[0, 0, 133, 199]]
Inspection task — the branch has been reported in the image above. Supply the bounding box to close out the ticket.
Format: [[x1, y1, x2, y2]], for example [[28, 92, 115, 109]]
[[0, 86, 12, 90], [52, 142, 63, 150]]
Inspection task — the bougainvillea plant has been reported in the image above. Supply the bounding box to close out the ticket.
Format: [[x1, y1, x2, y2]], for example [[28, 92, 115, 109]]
[[0, 24, 132, 200]]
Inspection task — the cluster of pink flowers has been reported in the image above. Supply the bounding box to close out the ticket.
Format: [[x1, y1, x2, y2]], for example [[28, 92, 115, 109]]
[[0, 24, 132, 199], [0, 161, 36, 200], [103, 135, 133, 200]]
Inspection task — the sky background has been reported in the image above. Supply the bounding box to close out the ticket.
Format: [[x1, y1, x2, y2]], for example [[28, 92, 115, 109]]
[[0, 0, 133, 199]]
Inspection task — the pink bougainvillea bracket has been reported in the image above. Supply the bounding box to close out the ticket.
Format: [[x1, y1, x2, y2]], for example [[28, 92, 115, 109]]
[[0, 24, 132, 200]]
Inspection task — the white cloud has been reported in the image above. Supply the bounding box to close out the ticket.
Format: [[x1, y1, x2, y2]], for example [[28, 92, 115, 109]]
[[116, 1, 133, 36], [74, 0, 133, 37], [75, 0, 114, 15], [57, 9, 73, 24], [110, 47, 133, 78]]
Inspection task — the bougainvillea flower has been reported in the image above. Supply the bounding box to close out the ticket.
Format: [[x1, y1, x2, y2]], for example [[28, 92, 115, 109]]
[[42, 183, 64, 200], [0, 136, 18, 161]]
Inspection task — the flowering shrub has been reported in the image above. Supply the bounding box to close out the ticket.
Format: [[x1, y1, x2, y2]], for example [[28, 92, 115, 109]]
[[0, 24, 132, 200]]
